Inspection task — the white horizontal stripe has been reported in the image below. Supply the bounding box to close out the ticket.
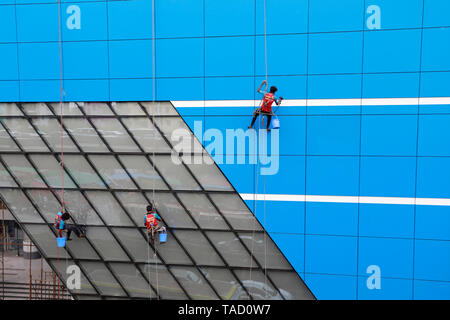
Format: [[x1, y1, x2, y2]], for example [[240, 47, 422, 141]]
[[172, 97, 450, 108], [239, 193, 450, 206]]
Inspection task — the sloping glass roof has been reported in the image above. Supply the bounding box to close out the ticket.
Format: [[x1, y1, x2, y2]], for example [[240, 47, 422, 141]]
[[0, 102, 314, 300]]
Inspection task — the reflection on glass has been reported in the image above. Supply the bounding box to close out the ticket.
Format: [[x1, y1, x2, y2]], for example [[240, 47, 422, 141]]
[[91, 118, 140, 152], [29, 155, 76, 189], [119, 155, 168, 190], [0, 103, 23, 116], [0, 189, 44, 223], [177, 193, 228, 230], [21, 103, 52, 116], [22, 224, 69, 259], [27, 189, 60, 223], [209, 194, 262, 231], [111, 227, 160, 263], [89, 155, 136, 190], [122, 117, 171, 152], [63, 155, 107, 189], [151, 155, 200, 191], [2, 155, 46, 188], [170, 266, 217, 300], [234, 269, 282, 300], [49, 102, 83, 116], [141, 102, 178, 116], [2, 118, 49, 151], [206, 231, 256, 268], [78, 102, 113, 116], [110, 102, 145, 115], [186, 160, 233, 191], [0, 161, 17, 187], [139, 264, 187, 300], [110, 263, 154, 298], [174, 230, 223, 266], [200, 267, 246, 300], [85, 227, 130, 261], [238, 232, 291, 270], [0, 125, 20, 151], [268, 271, 314, 300], [85, 191, 134, 226], [63, 118, 109, 152], [79, 261, 126, 296], [32, 118, 78, 152]]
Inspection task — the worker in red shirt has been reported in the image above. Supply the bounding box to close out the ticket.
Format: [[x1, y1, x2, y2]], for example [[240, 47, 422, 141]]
[[248, 80, 283, 131]]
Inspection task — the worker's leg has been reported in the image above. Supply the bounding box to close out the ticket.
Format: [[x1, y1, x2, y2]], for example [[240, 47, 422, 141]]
[[65, 225, 74, 240], [249, 110, 260, 129], [266, 114, 272, 130]]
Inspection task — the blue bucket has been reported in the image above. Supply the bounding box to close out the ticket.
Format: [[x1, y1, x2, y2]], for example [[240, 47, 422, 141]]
[[159, 232, 167, 243], [57, 237, 66, 247], [272, 116, 280, 129]]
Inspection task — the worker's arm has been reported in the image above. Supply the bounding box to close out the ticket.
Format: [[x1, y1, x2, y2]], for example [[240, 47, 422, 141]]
[[257, 80, 267, 95], [275, 96, 284, 106]]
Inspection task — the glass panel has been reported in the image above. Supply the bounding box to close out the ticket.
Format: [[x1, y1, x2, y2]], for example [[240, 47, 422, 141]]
[[0, 103, 23, 116], [85, 191, 134, 226], [0, 124, 20, 151], [170, 266, 217, 300], [177, 193, 228, 230], [22, 224, 69, 259], [139, 264, 187, 299], [150, 231, 191, 265], [27, 189, 61, 223], [89, 155, 136, 190], [174, 230, 223, 266], [119, 155, 168, 190], [21, 102, 52, 116], [29, 155, 77, 189], [63, 191, 103, 225], [150, 155, 200, 190], [49, 102, 83, 116], [109, 263, 155, 298], [64, 227, 100, 260], [238, 232, 291, 270], [209, 194, 262, 231], [85, 227, 130, 261], [145, 192, 197, 229], [63, 118, 109, 152], [1, 119, 49, 151], [0, 189, 44, 223], [79, 261, 127, 297], [0, 161, 17, 187], [2, 155, 46, 188], [63, 155, 107, 189], [268, 271, 314, 300], [48, 259, 97, 295], [234, 269, 282, 300], [32, 118, 78, 152], [186, 161, 234, 191], [122, 117, 171, 153], [155, 117, 203, 152], [200, 267, 247, 300], [78, 102, 114, 116], [111, 102, 145, 115], [91, 118, 140, 152], [141, 101, 178, 116], [111, 227, 160, 264], [206, 231, 257, 268]]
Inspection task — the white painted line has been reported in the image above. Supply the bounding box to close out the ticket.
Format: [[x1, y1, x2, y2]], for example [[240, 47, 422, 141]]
[[239, 193, 450, 206], [172, 97, 450, 108]]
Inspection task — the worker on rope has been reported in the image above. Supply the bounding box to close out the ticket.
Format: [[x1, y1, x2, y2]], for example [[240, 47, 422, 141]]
[[248, 80, 283, 131], [144, 203, 165, 245], [54, 207, 86, 242]]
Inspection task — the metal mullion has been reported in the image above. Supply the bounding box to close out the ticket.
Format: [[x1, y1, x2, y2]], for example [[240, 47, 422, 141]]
[[15, 104, 134, 299], [73, 102, 189, 299], [144, 102, 296, 299], [111, 103, 251, 300], [0, 156, 103, 299]]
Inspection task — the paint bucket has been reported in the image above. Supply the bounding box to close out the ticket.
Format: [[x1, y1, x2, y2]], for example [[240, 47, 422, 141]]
[[57, 237, 66, 248], [272, 116, 280, 129], [159, 232, 167, 243]]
